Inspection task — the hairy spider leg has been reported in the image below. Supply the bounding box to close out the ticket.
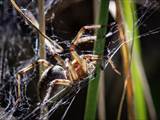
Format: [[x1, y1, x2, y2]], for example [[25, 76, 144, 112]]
[[50, 79, 72, 87], [71, 25, 101, 46], [65, 59, 78, 81], [43, 26, 102, 91], [82, 54, 120, 75], [70, 25, 120, 75], [41, 79, 72, 109], [69, 25, 101, 75], [42, 55, 100, 104], [81, 54, 99, 61], [16, 59, 52, 99], [16, 40, 66, 100], [16, 40, 67, 100], [40, 78, 72, 118], [41, 60, 78, 104]]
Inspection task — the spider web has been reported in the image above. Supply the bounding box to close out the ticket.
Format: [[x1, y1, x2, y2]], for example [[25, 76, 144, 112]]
[[0, 0, 160, 119]]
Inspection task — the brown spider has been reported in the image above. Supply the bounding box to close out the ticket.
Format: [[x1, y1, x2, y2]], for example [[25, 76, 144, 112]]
[[11, 0, 120, 103], [15, 25, 100, 101]]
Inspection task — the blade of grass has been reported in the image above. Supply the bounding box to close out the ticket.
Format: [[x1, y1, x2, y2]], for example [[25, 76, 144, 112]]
[[119, 0, 156, 119], [84, 0, 109, 120], [130, 4, 156, 117], [109, 1, 156, 119], [129, 3, 156, 119], [115, 0, 134, 119]]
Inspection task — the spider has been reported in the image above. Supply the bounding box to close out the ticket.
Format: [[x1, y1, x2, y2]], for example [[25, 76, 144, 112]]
[[11, 0, 120, 103], [15, 25, 100, 101]]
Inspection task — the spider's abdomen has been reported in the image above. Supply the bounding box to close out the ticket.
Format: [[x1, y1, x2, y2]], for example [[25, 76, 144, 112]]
[[38, 65, 66, 100]]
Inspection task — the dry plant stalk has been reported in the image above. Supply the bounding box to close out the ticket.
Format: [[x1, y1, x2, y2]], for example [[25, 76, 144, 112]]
[[38, 0, 48, 119], [98, 70, 106, 120], [115, 0, 134, 120], [38, 0, 46, 59]]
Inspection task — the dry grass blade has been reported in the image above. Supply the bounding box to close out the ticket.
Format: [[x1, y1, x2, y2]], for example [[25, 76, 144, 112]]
[[115, 0, 134, 119], [116, 0, 156, 119], [38, 0, 46, 60]]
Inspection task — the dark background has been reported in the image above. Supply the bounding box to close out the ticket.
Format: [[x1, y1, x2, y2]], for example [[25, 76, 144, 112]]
[[0, 0, 160, 119]]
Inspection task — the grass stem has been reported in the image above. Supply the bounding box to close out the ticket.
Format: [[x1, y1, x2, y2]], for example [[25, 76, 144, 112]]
[[84, 0, 109, 120]]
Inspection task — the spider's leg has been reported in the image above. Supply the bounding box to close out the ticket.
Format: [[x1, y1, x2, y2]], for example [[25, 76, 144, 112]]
[[70, 24, 120, 75], [41, 79, 72, 117], [43, 79, 72, 102], [69, 25, 101, 73], [16, 59, 52, 99], [81, 54, 99, 61], [53, 53, 65, 67], [82, 54, 120, 75], [65, 59, 78, 81], [71, 25, 101, 47], [44, 39, 65, 68], [50, 79, 72, 87]]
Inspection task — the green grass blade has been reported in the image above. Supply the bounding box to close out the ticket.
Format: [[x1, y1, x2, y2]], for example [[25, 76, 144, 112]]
[[84, 0, 109, 120], [120, 0, 150, 119]]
